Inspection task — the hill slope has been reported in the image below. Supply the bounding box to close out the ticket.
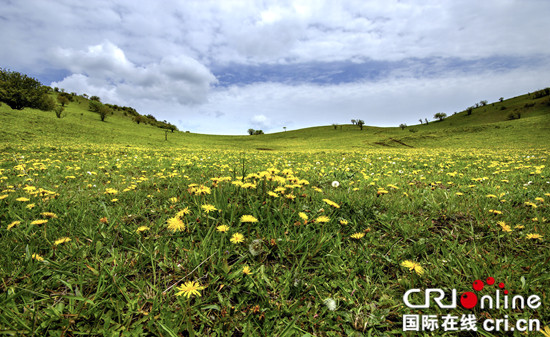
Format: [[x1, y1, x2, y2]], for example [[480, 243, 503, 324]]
[[1, 90, 549, 150]]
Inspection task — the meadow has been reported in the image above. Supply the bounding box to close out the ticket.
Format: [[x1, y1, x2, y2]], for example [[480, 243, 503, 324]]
[[1, 90, 550, 336], [1, 143, 549, 336]]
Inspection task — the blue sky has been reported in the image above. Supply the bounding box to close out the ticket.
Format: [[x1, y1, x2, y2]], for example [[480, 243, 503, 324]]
[[1, 0, 549, 134]]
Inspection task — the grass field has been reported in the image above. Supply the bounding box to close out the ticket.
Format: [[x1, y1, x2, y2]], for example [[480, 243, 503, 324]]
[[1, 91, 550, 336]]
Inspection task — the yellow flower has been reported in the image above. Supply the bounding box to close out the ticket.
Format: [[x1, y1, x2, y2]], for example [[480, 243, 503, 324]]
[[315, 216, 330, 223], [350, 232, 365, 239], [26, 203, 35, 209], [201, 204, 218, 213], [216, 224, 229, 232], [175, 281, 205, 298], [488, 209, 502, 215], [111, 198, 118, 202], [267, 191, 279, 197], [514, 224, 525, 229], [176, 207, 191, 218], [167, 217, 186, 232], [136, 226, 149, 233], [54, 237, 71, 246], [30, 219, 48, 225], [242, 265, 253, 275], [0, 194, 8, 200], [526, 233, 543, 241], [540, 326, 550, 337], [105, 188, 118, 195], [230, 233, 245, 244], [7, 221, 21, 230], [498, 222, 512, 232], [339, 219, 348, 225], [455, 192, 463, 196], [401, 260, 424, 275], [169, 197, 178, 203], [16, 197, 30, 202], [322, 199, 340, 208], [240, 215, 258, 223], [298, 212, 308, 222], [31, 253, 44, 261], [40, 212, 58, 218]]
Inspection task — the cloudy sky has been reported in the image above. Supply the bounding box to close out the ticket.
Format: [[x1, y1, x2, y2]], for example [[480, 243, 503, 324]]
[[2, 0, 549, 134]]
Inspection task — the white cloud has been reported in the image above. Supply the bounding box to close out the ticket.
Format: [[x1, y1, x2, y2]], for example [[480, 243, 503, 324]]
[[50, 41, 217, 106]]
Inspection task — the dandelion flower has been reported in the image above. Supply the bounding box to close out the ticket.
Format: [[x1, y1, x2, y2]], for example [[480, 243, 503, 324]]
[[201, 204, 218, 213], [40, 212, 58, 218], [526, 233, 543, 241], [26, 203, 35, 209], [324, 298, 337, 311], [540, 326, 550, 337], [401, 260, 424, 275], [136, 226, 149, 233], [498, 222, 512, 232], [249, 239, 263, 256], [242, 265, 253, 275], [0, 194, 8, 200], [240, 215, 258, 223], [169, 197, 178, 203], [167, 217, 186, 232], [105, 188, 118, 195], [175, 207, 191, 218], [111, 198, 118, 202], [323, 199, 340, 208], [315, 216, 330, 223], [230, 232, 245, 244], [16, 197, 30, 202], [54, 237, 71, 246], [175, 281, 205, 298], [267, 191, 279, 198], [30, 219, 48, 225], [7, 221, 21, 230], [331, 181, 340, 188], [350, 232, 365, 239], [298, 212, 308, 222], [31, 254, 44, 261], [216, 224, 229, 232]]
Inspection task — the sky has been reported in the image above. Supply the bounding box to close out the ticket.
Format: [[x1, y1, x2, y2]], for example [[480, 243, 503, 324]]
[[2, 0, 550, 135]]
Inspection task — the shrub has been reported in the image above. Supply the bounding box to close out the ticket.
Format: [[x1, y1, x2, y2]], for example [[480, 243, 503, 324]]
[[0, 68, 53, 110]]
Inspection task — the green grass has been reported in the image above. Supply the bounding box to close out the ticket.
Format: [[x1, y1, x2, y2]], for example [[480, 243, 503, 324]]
[[0, 91, 549, 336]]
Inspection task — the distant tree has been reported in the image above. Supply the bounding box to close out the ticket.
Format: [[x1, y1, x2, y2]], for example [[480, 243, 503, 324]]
[[0, 68, 54, 110], [82, 93, 89, 99], [499, 97, 504, 102], [480, 100, 488, 106], [283, 126, 287, 132], [248, 128, 255, 135], [54, 106, 65, 118], [133, 116, 145, 124], [89, 100, 102, 113], [253, 129, 264, 135], [419, 119, 423, 125], [332, 123, 338, 130], [357, 119, 365, 130], [98, 104, 110, 122], [351, 119, 356, 125], [399, 123, 407, 130], [57, 94, 69, 107], [90, 95, 101, 102], [424, 118, 429, 125], [434, 112, 447, 121], [466, 106, 474, 115]]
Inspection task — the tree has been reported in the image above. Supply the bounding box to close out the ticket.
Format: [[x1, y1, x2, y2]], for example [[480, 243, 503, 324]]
[[283, 126, 287, 132], [54, 106, 65, 118], [419, 119, 423, 125], [480, 100, 488, 106], [424, 118, 429, 125], [357, 119, 365, 130], [57, 95, 70, 107], [98, 104, 110, 122], [248, 128, 255, 135], [253, 129, 264, 135], [434, 112, 447, 121], [332, 123, 338, 130], [499, 97, 504, 102], [90, 95, 101, 102], [466, 106, 473, 115], [351, 119, 356, 125], [0, 68, 54, 110], [89, 100, 102, 113], [399, 123, 407, 130]]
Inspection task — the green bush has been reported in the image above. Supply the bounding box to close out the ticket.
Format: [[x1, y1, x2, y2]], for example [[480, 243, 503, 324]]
[[0, 68, 53, 110]]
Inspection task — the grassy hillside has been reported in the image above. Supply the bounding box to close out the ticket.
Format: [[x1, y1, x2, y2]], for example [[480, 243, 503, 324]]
[[1, 90, 549, 150]]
